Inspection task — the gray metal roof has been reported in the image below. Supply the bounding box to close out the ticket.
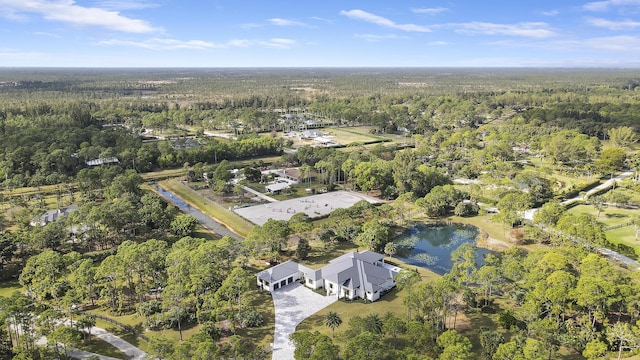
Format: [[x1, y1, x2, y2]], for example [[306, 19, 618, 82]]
[[256, 260, 299, 282], [322, 251, 393, 292], [36, 206, 80, 226], [256, 251, 394, 293], [298, 264, 322, 281], [354, 250, 384, 264]]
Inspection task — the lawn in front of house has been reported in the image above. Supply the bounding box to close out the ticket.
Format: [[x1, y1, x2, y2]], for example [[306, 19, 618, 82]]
[[296, 255, 439, 348]]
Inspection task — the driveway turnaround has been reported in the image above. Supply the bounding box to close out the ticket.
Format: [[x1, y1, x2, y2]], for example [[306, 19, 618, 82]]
[[271, 283, 337, 360]]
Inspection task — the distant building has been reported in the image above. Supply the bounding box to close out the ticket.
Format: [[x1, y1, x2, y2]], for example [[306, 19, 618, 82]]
[[171, 137, 201, 149], [256, 250, 398, 302], [265, 181, 291, 194], [86, 157, 119, 166], [31, 206, 80, 226], [300, 130, 325, 140]]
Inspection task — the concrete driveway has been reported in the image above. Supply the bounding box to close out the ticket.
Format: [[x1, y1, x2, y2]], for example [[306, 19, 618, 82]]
[[271, 283, 337, 360]]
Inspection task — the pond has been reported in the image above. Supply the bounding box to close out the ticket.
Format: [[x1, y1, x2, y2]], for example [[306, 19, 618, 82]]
[[394, 223, 490, 275]]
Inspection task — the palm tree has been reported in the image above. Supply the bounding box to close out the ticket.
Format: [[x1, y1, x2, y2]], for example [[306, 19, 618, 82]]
[[325, 311, 342, 338], [364, 313, 384, 335]]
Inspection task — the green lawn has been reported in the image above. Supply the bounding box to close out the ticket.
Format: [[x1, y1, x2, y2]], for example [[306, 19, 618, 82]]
[[155, 179, 255, 237], [0, 280, 24, 298], [447, 214, 512, 245], [297, 255, 439, 352], [323, 127, 389, 146], [568, 204, 639, 252], [94, 319, 149, 353], [74, 334, 128, 359]]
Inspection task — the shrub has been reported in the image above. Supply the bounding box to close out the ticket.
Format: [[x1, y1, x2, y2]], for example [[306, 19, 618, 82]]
[[238, 309, 264, 328], [498, 310, 518, 330]]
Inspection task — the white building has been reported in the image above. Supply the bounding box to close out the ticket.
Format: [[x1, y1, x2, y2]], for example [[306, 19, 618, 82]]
[[256, 250, 398, 302]]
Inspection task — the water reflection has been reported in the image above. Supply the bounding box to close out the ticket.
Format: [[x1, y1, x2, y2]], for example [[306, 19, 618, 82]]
[[395, 223, 489, 275]]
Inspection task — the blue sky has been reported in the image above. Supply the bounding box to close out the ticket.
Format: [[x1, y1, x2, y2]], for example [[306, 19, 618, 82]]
[[1, 0, 640, 67]]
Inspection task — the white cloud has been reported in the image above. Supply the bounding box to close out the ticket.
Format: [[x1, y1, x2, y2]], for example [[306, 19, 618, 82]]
[[584, 35, 640, 50], [0, 49, 45, 60], [540, 10, 560, 16], [97, 37, 297, 50], [583, 0, 640, 11], [488, 35, 640, 53], [0, 0, 159, 33], [340, 9, 431, 32], [311, 16, 334, 23], [239, 23, 261, 29], [91, 0, 159, 10], [259, 38, 296, 48], [97, 38, 220, 50], [428, 41, 449, 46], [34, 31, 61, 38], [586, 17, 640, 29], [447, 21, 556, 38], [412, 7, 448, 15], [354, 33, 403, 42], [227, 39, 252, 47], [268, 18, 306, 27]]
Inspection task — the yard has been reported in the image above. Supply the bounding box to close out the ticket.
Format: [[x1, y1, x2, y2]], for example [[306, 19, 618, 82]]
[[568, 204, 639, 252]]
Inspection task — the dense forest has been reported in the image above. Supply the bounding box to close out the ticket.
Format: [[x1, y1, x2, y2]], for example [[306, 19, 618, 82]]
[[1, 68, 639, 360]]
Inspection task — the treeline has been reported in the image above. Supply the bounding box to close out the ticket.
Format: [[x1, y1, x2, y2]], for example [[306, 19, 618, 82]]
[[519, 102, 640, 138]]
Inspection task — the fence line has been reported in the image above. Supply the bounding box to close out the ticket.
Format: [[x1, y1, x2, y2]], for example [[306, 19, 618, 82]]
[[604, 221, 633, 231], [82, 312, 150, 342]]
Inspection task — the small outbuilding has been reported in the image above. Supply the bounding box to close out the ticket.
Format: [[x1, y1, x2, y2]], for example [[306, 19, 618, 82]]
[[256, 260, 302, 291]]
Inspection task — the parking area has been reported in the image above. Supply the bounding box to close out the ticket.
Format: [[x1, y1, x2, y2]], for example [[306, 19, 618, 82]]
[[271, 283, 337, 360], [235, 190, 382, 225]]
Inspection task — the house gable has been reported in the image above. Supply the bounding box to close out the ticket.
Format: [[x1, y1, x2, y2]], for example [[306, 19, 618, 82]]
[[255, 250, 398, 302]]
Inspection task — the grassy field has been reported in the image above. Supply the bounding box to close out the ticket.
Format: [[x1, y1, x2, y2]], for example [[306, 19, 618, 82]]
[[0, 280, 24, 298], [322, 127, 389, 145], [156, 179, 255, 237], [141, 168, 187, 181], [94, 318, 149, 353], [568, 204, 639, 251], [75, 334, 128, 359]]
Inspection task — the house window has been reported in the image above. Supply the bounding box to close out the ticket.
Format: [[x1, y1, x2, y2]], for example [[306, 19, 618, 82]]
[[329, 283, 333, 289], [345, 290, 350, 297], [287, 276, 293, 284]]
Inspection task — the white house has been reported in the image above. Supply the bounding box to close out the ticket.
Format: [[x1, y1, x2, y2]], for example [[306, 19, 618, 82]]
[[31, 206, 80, 227], [86, 157, 119, 166], [256, 250, 398, 302], [265, 181, 291, 194]]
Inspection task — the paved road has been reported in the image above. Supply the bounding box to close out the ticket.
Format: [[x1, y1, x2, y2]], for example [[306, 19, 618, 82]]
[[90, 326, 147, 360], [155, 185, 242, 241], [271, 283, 337, 360], [518, 170, 639, 270], [523, 170, 634, 221], [28, 321, 147, 360]]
